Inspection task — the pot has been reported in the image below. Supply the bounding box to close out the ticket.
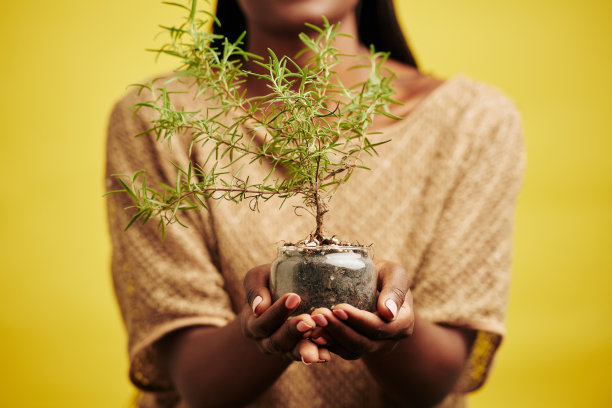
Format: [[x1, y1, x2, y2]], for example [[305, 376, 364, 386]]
[[270, 245, 377, 316]]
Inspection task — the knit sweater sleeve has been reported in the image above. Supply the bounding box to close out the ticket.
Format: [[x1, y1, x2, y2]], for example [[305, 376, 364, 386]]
[[412, 87, 525, 393], [105, 87, 235, 393]]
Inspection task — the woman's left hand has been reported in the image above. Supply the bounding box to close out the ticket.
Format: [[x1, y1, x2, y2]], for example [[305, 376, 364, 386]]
[[309, 260, 414, 360]]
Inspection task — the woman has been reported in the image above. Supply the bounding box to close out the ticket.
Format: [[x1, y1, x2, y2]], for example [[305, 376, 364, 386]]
[[106, 0, 524, 406]]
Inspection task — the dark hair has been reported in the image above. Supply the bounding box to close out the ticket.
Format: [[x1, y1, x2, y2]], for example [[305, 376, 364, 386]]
[[212, 0, 418, 68]]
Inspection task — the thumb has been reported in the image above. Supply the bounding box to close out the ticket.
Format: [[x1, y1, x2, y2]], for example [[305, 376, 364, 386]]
[[376, 261, 410, 322], [244, 264, 272, 317]]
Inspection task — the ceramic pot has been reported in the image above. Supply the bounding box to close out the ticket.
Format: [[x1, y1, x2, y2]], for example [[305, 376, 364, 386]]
[[270, 245, 377, 315]]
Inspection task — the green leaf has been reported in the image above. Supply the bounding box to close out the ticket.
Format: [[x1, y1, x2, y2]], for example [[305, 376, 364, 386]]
[[376, 110, 404, 120], [158, 219, 166, 242], [125, 209, 146, 231], [117, 178, 138, 201]]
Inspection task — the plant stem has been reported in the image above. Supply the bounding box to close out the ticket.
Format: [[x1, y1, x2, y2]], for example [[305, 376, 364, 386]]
[[313, 189, 326, 242], [160, 186, 301, 212], [313, 141, 326, 242]]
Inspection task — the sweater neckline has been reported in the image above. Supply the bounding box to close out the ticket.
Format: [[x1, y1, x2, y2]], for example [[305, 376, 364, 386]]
[[372, 74, 465, 137], [236, 75, 466, 148]]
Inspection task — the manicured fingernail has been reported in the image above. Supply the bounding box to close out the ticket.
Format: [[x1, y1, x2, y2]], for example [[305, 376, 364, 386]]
[[313, 337, 327, 345], [333, 309, 348, 321], [319, 349, 332, 362], [312, 314, 328, 327], [252, 296, 263, 314], [285, 294, 300, 309], [301, 356, 312, 366], [386, 299, 398, 319], [296, 321, 313, 333]]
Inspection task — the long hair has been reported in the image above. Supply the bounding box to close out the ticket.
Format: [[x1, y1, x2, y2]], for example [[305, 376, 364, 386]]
[[212, 0, 418, 68]]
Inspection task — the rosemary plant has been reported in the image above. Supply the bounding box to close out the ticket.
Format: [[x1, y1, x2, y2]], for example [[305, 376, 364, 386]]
[[109, 0, 399, 242]]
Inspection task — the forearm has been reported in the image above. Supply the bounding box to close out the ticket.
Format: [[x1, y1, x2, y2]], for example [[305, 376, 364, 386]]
[[160, 318, 291, 408], [362, 314, 475, 407]]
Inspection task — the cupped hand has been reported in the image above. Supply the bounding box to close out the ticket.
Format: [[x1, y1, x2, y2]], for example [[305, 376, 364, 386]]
[[309, 260, 414, 360], [240, 264, 331, 364]]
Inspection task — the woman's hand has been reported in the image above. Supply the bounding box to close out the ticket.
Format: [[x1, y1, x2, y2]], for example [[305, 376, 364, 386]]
[[240, 264, 332, 364], [309, 260, 414, 360]]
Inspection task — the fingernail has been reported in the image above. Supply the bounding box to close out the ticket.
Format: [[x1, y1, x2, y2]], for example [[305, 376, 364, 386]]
[[317, 359, 328, 364], [386, 299, 398, 319], [333, 309, 348, 321], [285, 294, 300, 309], [313, 337, 327, 345], [252, 296, 263, 314], [301, 356, 312, 366], [296, 321, 313, 333], [312, 314, 328, 327]]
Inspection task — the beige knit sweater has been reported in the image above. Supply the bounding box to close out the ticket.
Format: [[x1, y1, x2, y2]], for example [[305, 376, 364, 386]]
[[106, 75, 524, 407]]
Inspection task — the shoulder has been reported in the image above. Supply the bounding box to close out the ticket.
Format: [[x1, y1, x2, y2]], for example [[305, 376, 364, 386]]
[[397, 74, 524, 156], [438, 76, 522, 133], [437, 77, 525, 176], [408, 74, 525, 175], [382, 59, 521, 131]]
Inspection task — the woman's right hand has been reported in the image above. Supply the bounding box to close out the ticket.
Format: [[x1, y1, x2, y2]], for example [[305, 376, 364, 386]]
[[240, 264, 331, 364]]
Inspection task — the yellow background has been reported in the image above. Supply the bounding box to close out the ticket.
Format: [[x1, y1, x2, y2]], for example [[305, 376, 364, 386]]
[[1, 0, 610, 406]]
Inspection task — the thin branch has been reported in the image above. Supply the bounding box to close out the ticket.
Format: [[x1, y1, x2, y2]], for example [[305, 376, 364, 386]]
[[159, 185, 304, 211]]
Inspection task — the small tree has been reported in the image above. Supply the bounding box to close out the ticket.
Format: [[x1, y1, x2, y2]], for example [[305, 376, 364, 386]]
[[110, 0, 398, 242]]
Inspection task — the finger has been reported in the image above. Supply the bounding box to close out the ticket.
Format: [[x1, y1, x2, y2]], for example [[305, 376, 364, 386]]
[[309, 326, 331, 346], [243, 264, 272, 316], [311, 312, 329, 328], [259, 314, 316, 354], [332, 303, 412, 341], [246, 293, 301, 339], [318, 347, 332, 362], [375, 260, 410, 322], [298, 340, 321, 364], [312, 308, 377, 358], [308, 313, 330, 344], [312, 336, 328, 346], [301, 340, 331, 363]]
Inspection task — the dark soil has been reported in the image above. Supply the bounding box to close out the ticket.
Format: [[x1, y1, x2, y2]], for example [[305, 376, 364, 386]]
[[271, 247, 377, 315]]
